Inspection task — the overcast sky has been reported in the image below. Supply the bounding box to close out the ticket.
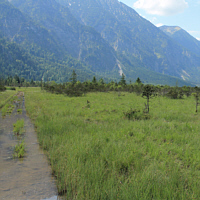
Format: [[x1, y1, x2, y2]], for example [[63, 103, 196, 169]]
[[120, 0, 200, 40]]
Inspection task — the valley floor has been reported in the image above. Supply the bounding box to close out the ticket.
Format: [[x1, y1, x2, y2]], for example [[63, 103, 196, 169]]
[[1, 88, 200, 200], [20, 88, 200, 199]]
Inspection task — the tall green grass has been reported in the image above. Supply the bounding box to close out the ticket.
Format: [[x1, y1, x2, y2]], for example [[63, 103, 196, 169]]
[[24, 88, 200, 199]]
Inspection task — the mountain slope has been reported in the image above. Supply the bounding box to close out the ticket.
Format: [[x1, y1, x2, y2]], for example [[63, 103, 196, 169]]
[[0, 36, 41, 80], [159, 25, 200, 56], [0, 0, 65, 59], [1, 0, 198, 86], [9, 0, 119, 74], [0, 35, 104, 82], [56, 0, 200, 83]]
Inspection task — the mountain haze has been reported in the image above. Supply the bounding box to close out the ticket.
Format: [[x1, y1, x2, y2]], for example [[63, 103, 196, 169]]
[[159, 25, 200, 56], [7, 0, 119, 75], [0, 0, 199, 86], [56, 0, 200, 83]]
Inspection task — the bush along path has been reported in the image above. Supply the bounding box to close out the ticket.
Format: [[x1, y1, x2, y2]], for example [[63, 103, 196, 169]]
[[0, 92, 58, 200]]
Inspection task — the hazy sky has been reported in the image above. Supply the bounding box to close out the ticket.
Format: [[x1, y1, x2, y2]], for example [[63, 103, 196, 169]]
[[119, 0, 200, 40]]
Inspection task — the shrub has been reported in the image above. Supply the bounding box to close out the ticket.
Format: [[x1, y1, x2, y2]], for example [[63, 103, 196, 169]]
[[6, 87, 16, 90], [123, 108, 150, 120]]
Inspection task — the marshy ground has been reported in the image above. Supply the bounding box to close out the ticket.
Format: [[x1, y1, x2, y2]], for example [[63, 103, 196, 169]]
[[0, 91, 58, 200], [2, 88, 200, 199]]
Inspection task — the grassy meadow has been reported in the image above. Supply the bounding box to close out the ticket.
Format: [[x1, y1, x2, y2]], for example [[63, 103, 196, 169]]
[[0, 89, 17, 109], [18, 88, 200, 199]]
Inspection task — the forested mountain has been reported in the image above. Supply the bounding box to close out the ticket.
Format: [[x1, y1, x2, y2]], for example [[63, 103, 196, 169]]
[[0, 0, 116, 81], [56, 0, 200, 83], [0, 0, 199, 86], [0, 35, 103, 82], [0, 36, 41, 80], [6, 0, 119, 74], [159, 26, 200, 56]]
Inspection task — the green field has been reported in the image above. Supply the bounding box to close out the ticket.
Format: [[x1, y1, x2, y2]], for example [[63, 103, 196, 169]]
[[12, 88, 200, 199], [0, 90, 17, 109]]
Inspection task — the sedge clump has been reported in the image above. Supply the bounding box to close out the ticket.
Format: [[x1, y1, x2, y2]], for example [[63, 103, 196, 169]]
[[13, 119, 24, 135], [13, 140, 25, 158]]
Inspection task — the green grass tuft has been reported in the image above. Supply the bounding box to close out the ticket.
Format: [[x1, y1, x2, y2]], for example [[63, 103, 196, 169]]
[[17, 109, 22, 114], [13, 140, 26, 158], [13, 119, 24, 135]]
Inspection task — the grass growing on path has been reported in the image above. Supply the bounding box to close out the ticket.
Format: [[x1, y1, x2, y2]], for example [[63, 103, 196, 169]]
[[13, 119, 24, 135], [23, 88, 200, 199], [13, 140, 26, 158]]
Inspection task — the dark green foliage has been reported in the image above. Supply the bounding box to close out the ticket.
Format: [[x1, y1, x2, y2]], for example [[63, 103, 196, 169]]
[[70, 70, 77, 86], [192, 87, 200, 112], [142, 85, 155, 113], [119, 73, 126, 86], [0, 77, 6, 91], [8, 87, 16, 90], [0, 85, 6, 91], [123, 108, 150, 120], [167, 88, 184, 99], [136, 77, 142, 84]]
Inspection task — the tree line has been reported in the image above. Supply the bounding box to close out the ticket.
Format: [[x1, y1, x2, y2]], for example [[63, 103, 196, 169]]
[[43, 71, 197, 97], [1, 71, 200, 112]]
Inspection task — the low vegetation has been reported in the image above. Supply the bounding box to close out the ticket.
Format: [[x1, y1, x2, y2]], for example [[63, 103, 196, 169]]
[[0, 90, 16, 109], [23, 87, 200, 199], [1, 103, 15, 117], [13, 140, 26, 158], [13, 119, 24, 135], [17, 109, 22, 114]]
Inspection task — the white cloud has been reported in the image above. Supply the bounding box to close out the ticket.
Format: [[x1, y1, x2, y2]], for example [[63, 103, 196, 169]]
[[156, 23, 164, 27], [197, 38, 200, 41], [133, 0, 188, 16]]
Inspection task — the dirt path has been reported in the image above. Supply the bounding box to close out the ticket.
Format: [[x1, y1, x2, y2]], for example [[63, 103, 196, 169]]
[[0, 93, 58, 200]]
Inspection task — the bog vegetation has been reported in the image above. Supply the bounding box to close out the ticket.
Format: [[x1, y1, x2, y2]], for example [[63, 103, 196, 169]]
[[13, 119, 24, 136], [13, 140, 25, 158], [1, 74, 200, 199]]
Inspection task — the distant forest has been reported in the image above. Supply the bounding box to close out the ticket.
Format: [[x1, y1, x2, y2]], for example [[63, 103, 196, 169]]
[[1, 72, 199, 104]]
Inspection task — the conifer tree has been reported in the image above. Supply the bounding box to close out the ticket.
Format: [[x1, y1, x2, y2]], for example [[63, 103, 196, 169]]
[[70, 70, 77, 85], [142, 85, 155, 113], [119, 73, 126, 86], [136, 77, 142, 84]]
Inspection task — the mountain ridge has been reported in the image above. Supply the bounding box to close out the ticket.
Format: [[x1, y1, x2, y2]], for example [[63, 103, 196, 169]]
[[159, 25, 200, 56], [56, 0, 200, 83], [0, 0, 199, 86]]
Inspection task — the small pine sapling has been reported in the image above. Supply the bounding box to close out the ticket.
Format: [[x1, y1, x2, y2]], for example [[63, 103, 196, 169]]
[[70, 70, 77, 86], [142, 84, 155, 113], [192, 87, 200, 112]]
